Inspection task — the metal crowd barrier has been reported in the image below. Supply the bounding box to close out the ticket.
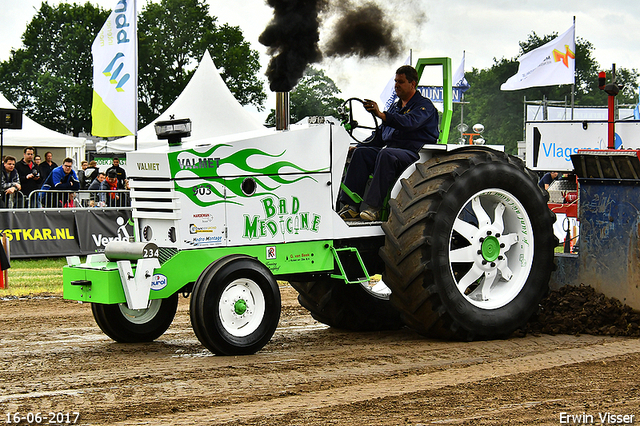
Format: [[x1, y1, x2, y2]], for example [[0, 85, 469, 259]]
[[10, 189, 133, 209], [0, 191, 27, 209]]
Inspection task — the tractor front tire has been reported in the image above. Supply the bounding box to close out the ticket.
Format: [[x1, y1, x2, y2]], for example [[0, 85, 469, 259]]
[[380, 147, 556, 340], [190, 255, 281, 355], [91, 293, 179, 343]]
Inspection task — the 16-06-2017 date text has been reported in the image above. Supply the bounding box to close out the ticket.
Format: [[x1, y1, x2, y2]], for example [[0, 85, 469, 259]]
[[5, 412, 80, 424]]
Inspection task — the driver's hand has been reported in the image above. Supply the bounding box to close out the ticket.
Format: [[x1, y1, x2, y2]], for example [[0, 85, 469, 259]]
[[363, 99, 379, 113]]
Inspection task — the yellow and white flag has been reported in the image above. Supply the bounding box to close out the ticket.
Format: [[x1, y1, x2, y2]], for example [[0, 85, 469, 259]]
[[91, 0, 137, 137], [501, 24, 575, 91]]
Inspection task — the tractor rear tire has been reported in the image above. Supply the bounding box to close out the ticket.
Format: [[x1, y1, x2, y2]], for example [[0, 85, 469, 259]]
[[91, 293, 179, 343], [380, 147, 556, 340], [290, 278, 404, 331]]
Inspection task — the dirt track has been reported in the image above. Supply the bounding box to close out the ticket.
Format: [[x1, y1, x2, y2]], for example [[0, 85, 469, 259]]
[[2, 284, 640, 426]]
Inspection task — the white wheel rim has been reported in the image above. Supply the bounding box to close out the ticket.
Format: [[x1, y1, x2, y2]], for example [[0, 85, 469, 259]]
[[448, 189, 534, 309], [118, 298, 162, 324], [219, 279, 266, 337]]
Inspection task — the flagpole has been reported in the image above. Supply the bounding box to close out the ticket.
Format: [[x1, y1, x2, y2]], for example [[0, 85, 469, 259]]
[[571, 16, 576, 120], [460, 50, 465, 141], [134, 0, 138, 151]]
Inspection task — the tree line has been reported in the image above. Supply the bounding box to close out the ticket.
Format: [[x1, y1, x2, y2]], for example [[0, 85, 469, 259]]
[[0, 0, 266, 136], [1, 1, 637, 153]]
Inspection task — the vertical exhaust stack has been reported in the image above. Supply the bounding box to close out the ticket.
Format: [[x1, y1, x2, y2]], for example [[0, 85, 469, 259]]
[[275, 92, 290, 131]]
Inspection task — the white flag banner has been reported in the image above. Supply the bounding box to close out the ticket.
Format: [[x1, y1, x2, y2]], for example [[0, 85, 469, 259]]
[[380, 55, 411, 110], [501, 24, 575, 91], [91, 0, 137, 137], [452, 52, 470, 91]]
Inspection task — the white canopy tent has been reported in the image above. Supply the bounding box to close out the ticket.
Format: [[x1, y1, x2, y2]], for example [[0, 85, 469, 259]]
[[97, 50, 267, 153], [0, 93, 86, 165]]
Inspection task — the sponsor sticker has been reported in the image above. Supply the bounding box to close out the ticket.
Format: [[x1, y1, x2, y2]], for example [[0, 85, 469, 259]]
[[192, 213, 213, 222], [151, 274, 168, 291], [184, 235, 224, 247], [189, 224, 217, 234], [266, 246, 276, 260]]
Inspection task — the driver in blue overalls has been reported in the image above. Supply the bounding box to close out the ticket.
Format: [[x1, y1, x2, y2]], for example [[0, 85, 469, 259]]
[[338, 65, 439, 221]]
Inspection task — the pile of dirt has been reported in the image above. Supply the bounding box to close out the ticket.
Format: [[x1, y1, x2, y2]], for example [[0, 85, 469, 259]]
[[519, 285, 640, 337]]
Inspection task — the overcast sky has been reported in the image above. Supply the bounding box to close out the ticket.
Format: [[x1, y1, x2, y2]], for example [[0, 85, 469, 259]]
[[2, 0, 640, 122]]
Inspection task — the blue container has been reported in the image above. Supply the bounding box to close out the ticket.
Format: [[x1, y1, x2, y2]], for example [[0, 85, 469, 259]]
[[551, 150, 640, 309]]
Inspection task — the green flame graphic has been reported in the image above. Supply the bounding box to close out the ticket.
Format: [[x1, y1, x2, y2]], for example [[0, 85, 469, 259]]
[[168, 144, 328, 207]]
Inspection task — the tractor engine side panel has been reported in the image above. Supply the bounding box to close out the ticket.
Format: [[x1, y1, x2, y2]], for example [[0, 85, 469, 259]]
[[128, 125, 335, 251]]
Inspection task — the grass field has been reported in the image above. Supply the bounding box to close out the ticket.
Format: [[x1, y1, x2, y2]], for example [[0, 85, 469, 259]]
[[0, 257, 68, 297]]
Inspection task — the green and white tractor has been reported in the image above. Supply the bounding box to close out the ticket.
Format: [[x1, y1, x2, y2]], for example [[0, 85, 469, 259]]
[[63, 58, 557, 355]]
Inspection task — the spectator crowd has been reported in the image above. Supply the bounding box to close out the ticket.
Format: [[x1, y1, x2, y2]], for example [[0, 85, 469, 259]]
[[1, 147, 129, 208]]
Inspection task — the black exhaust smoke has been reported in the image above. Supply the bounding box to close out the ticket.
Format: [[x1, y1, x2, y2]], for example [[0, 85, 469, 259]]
[[259, 0, 329, 92], [324, 2, 402, 59], [260, 0, 404, 92]]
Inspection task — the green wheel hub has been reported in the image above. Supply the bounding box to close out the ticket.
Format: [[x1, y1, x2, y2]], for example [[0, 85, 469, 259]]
[[234, 299, 248, 315], [481, 235, 500, 262]]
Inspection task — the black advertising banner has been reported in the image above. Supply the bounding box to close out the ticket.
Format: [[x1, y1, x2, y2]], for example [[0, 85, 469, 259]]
[[0, 210, 133, 258], [0, 210, 80, 258], [75, 210, 134, 254]]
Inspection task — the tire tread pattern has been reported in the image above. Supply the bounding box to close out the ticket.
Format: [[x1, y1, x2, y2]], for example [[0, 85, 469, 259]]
[[380, 146, 557, 341], [290, 279, 404, 331]]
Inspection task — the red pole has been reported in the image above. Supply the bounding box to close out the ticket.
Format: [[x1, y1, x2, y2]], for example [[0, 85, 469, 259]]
[[599, 66, 619, 149], [608, 94, 615, 149]]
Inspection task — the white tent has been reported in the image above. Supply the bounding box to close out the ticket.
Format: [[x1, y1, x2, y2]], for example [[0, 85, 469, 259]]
[[97, 50, 266, 152], [0, 93, 86, 164]]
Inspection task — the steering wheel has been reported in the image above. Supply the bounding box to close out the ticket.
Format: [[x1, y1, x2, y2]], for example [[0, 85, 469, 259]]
[[337, 97, 381, 144]]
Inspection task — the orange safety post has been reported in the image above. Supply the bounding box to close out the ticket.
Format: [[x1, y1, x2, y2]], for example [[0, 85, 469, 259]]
[[0, 233, 8, 289]]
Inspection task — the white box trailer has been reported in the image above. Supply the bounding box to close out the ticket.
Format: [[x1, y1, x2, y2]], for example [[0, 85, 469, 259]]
[[525, 120, 640, 172]]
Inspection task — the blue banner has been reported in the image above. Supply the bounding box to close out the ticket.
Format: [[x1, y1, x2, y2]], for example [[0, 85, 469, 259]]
[[418, 86, 466, 103]]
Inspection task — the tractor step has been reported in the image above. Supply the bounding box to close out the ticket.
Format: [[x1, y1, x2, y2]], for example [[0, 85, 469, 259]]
[[330, 246, 371, 284], [344, 220, 384, 226]]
